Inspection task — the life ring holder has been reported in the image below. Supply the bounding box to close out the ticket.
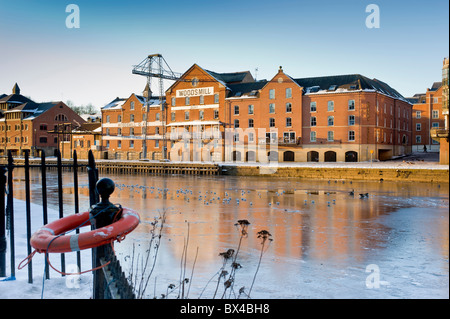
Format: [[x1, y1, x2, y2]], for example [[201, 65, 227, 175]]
[[30, 207, 140, 254]]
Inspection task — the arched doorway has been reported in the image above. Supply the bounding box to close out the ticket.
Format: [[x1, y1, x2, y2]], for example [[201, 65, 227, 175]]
[[345, 151, 358, 162], [307, 151, 319, 162], [283, 151, 295, 162], [232, 151, 241, 161], [246, 151, 256, 162], [324, 151, 337, 162], [268, 151, 278, 162]]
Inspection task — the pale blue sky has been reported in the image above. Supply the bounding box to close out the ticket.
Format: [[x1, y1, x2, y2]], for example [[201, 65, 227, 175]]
[[0, 0, 448, 109]]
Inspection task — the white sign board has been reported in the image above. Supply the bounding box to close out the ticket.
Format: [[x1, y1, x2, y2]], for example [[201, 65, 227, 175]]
[[176, 87, 214, 98]]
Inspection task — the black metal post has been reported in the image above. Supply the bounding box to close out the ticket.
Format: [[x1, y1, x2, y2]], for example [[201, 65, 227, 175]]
[[56, 149, 65, 276], [73, 150, 81, 271], [87, 150, 100, 298], [40, 150, 49, 280], [89, 178, 120, 299], [24, 150, 32, 283], [7, 151, 15, 278], [0, 166, 7, 278]]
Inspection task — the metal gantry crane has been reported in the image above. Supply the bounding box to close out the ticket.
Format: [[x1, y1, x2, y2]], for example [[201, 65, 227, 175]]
[[132, 54, 181, 160]]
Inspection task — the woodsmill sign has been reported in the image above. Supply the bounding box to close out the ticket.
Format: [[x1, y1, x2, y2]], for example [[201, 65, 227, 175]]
[[176, 87, 214, 98]]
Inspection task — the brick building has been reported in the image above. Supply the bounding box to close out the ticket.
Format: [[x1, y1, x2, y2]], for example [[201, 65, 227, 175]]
[[0, 83, 85, 157], [99, 63, 413, 163], [430, 57, 449, 164], [165, 64, 412, 162], [101, 92, 166, 160], [407, 82, 444, 152]]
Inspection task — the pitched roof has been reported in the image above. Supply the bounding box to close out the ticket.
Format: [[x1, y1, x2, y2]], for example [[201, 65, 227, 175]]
[[205, 70, 254, 84], [293, 74, 406, 100], [226, 81, 267, 98], [22, 102, 59, 120], [101, 97, 127, 110], [0, 93, 34, 105], [430, 82, 442, 91]]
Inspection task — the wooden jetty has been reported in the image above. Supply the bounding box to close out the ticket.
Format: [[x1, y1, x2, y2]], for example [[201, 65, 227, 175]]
[[0, 157, 221, 176]]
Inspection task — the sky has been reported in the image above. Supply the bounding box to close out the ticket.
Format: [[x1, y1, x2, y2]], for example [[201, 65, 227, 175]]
[[0, 0, 448, 111]]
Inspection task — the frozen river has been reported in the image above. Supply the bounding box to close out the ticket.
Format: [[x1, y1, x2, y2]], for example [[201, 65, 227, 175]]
[[10, 169, 449, 299]]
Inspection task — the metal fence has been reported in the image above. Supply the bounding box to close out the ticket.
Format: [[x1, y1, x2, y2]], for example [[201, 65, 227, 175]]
[[0, 149, 135, 299]]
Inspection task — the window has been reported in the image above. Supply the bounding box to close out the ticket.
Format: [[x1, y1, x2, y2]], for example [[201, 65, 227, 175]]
[[234, 132, 239, 142], [199, 110, 204, 120], [416, 135, 421, 143], [310, 102, 316, 112], [131, 128, 135, 136], [286, 88, 292, 98], [248, 118, 254, 128], [310, 131, 316, 142], [213, 109, 219, 119], [185, 111, 190, 120], [249, 132, 254, 142], [384, 103, 386, 113], [348, 100, 355, 111], [286, 117, 292, 127], [432, 110, 439, 119], [248, 105, 254, 114], [118, 140, 122, 148], [130, 101, 135, 110], [106, 115, 110, 123], [269, 89, 275, 99], [310, 116, 316, 127], [106, 128, 110, 136], [348, 115, 355, 126], [432, 122, 439, 128], [269, 118, 275, 127], [118, 115, 122, 122], [156, 113, 160, 121], [286, 103, 292, 113], [327, 131, 334, 141], [118, 128, 122, 136], [200, 95, 204, 105], [269, 103, 275, 113], [266, 132, 277, 143], [39, 137, 47, 143], [155, 140, 159, 148], [155, 127, 159, 135], [328, 116, 334, 126], [416, 111, 421, 119], [416, 123, 421, 131], [130, 114, 134, 122], [130, 140, 134, 148], [327, 101, 334, 111], [433, 97, 438, 103], [171, 97, 176, 106], [171, 112, 176, 121], [284, 132, 295, 142], [348, 130, 355, 141], [234, 105, 239, 115], [234, 119, 239, 128], [214, 94, 219, 104]]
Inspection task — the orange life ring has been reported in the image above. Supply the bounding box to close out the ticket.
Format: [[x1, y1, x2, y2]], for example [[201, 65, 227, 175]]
[[30, 208, 140, 253]]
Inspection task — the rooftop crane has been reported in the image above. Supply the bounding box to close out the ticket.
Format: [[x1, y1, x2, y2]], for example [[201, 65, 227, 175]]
[[132, 54, 181, 160]]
